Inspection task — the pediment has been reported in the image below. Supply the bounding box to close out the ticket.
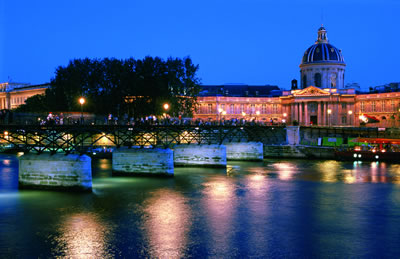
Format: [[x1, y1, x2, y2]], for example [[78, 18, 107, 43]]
[[293, 86, 330, 96]]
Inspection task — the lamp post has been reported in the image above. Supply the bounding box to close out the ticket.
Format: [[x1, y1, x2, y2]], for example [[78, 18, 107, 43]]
[[256, 110, 260, 123], [163, 103, 170, 117], [79, 97, 85, 124], [221, 110, 226, 123], [283, 112, 287, 125], [327, 109, 332, 127], [218, 108, 223, 124], [348, 110, 353, 126]]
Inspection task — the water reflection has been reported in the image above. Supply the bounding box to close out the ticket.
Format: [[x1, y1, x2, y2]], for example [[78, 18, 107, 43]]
[[273, 162, 298, 180], [56, 212, 112, 258], [143, 189, 190, 258], [244, 171, 270, 256], [388, 164, 400, 184], [317, 160, 341, 183], [202, 176, 237, 256]]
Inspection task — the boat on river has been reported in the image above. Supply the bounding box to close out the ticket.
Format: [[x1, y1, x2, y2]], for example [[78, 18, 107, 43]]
[[335, 137, 400, 162]]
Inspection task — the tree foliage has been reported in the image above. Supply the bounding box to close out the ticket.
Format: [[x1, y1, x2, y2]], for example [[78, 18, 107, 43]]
[[17, 56, 201, 117]]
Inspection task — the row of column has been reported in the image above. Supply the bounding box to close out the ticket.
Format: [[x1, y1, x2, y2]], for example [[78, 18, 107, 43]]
[[287, 101, 343, 126]]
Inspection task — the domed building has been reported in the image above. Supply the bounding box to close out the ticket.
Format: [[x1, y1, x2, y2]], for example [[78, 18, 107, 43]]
[[300, 26, 346, 89]]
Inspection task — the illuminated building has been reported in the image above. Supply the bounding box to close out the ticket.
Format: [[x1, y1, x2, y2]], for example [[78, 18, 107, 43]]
[[0, 82, 49, 110], [194, 26, 400, 127]]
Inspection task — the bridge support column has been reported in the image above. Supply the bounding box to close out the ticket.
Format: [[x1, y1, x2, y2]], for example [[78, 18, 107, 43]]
[[112, 147, 173, 176], [174, 144, 227, 167], [19, 154, 92, 192], [225, 142, 263, 161]]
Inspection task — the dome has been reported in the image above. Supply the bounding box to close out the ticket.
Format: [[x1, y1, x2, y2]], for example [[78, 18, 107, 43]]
[[301, 26, 345, 65]]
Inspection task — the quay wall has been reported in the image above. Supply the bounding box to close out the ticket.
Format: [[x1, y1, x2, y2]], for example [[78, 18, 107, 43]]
[[264, 145, 335, 159]]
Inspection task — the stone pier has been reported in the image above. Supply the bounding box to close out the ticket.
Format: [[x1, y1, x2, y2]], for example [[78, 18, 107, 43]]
[[225, 142, 264, 161], [173, 144, 227, 167], [112, 147, 174, 176], [19, 153, 92, 192]]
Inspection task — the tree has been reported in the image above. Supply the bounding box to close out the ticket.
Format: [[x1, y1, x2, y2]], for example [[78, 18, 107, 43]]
[[17, 56, 201, 118]]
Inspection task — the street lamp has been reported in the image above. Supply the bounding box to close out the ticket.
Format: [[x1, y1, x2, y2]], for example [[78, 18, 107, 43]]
[[163, 103, 169, 111], [327, 109, 332, 127], [348, 110, 353, 126], [221, 110, 226, 122], [79, 97, 85, 124], [283, 112, 287, 125], [256, 111, 260, 123]]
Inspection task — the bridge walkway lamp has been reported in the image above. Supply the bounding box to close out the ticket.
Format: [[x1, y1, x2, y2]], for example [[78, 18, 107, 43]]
[[327, 109, 332, 127], [79, 97, 85, 125], [348, 110, 353, 126], [163, 103, 170, 123]]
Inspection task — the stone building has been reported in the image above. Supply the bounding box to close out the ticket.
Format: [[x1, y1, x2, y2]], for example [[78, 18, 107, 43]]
[[193, 26, 400, 128], [0, 82, 49, 110]]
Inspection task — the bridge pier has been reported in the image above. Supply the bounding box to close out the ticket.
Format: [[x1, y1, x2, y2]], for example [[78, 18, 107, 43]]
[[225, 142, 264, 161], [112, 147, 174, 176], [173, 144, 227, 167], [18, 154, 92, 192]]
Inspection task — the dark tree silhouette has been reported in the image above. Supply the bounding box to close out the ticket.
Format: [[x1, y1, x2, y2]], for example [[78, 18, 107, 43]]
[[16, 56, 201, 118]]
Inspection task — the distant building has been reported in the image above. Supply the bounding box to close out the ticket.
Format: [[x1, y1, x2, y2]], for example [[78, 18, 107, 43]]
[[194, 26, 400, 127], [0, 82, 49, 110]]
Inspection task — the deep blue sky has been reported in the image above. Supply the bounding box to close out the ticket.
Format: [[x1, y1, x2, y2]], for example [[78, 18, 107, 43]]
[[1, 0, 399, 90]]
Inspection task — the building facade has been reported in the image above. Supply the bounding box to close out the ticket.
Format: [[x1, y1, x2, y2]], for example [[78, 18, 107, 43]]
[[0, 82, 49, 110], [193, 26, 400, 128]]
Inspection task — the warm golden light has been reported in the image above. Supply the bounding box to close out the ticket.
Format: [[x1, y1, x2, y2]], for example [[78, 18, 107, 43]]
[[256, 111, 260, 115], [79, 97, 85, 105], [283, 112, 287, 117], [143, 190, 190, 258], [58, 213, 109, 258], [242, 112, 246, 116], [221, 110, 226, 115], [348, 110, 353, 115], [218, 108, 223, 113], [163, 103, 169, 110], [327, 109, 332, 114]]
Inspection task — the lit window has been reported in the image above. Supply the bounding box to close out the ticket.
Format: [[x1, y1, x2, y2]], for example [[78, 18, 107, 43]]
[[273, 104, 278, 114], [262, 104, 266, 114]]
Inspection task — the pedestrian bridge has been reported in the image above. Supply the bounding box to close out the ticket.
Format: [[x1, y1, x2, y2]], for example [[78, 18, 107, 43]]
[[0, 124, 286, 154], [6, 124, 399, 192]]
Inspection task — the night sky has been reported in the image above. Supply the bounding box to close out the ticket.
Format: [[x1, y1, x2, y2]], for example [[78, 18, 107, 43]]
[[1, 0, 399, 90]]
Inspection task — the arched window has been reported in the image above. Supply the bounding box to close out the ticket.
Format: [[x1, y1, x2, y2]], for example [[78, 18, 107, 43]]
[[314, 73, 321, 87], [302, 75, 307, 89]]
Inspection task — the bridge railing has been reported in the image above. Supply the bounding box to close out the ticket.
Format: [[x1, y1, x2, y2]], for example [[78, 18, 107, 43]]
[[0, 125, 287, 154]]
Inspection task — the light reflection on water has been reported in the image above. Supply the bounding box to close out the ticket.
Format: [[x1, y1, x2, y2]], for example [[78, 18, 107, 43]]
[[143, 189, 190, 258], [0, 155, 400, 257], [202, 176, 237, 257], [55, 212, 112, 259]]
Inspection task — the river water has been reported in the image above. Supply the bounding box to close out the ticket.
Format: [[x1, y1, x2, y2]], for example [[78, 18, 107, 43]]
[[1, 154, 400, 258]]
